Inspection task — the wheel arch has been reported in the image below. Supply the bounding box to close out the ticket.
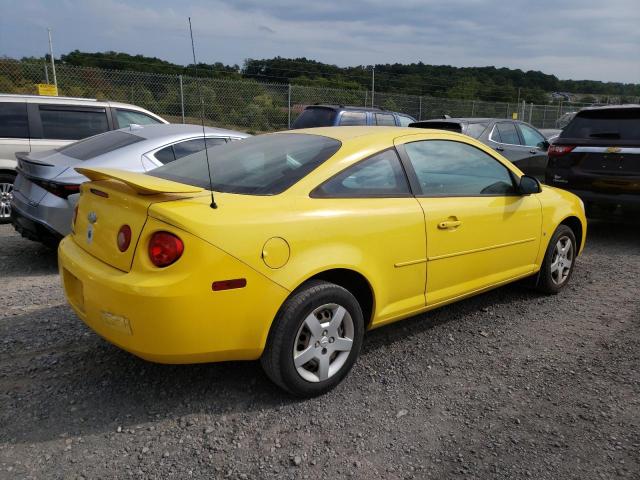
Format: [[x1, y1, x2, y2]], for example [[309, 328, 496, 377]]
[[559, 215, 584, 254]]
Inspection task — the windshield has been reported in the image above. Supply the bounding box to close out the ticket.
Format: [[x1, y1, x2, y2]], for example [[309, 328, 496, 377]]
[[58, 131, 143, 160], [149, 133, 341, 195], [292, 108, 338, 129], [561, 108, 640, 140]]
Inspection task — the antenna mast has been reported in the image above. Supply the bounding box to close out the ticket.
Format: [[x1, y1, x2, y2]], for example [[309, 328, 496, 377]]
[[188, 17, 217, 209]]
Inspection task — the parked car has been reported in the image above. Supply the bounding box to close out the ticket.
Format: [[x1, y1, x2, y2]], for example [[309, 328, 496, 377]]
[[291, 104, 416, 129], [0, 94, 167, 223], [409, 118, 550, 180], [545, 105, 640, 213], [12, 124, 248, 246], [58, 126, 586, 397]]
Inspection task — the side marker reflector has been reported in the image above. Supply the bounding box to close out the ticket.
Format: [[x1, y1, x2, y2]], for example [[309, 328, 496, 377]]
[[212, 278, 247, 291]]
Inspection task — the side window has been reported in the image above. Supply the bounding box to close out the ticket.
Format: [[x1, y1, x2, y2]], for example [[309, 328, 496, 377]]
[[518, 124, 546, 148], [465, 123, 489, 139], [313, 149, 410, 197], [0, 102, 29, 138], [404, 140, 516, 196], [397, 115, 414, 127], [154, 145, 176, 164], [116, 109, 162, 128], [494, 122, 521, 145], [39, 106, 109, 140], [339, 111, 367, 126], [375, 113, 396, 126]]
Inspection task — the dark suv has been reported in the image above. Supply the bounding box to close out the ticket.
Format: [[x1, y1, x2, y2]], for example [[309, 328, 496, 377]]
[[545, 105, 640, 212], [292, 105, 416, 129]]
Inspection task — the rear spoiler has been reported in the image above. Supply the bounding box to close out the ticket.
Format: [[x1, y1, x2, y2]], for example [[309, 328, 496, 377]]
[[75, 167, 203, 195], [15, 151, 55, 167], [408, 121, 463, 133]]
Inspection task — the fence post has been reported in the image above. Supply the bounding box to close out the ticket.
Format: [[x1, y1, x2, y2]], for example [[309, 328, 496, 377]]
[[418, 96, 422, 120], [471, 100, 475, 116], [364, 90, 368, 107], [528, 103, 533, 124], [179, 75, 185, 124], [542, 105, 547, 128], [288, 84, 292, 129], [43, 61, 49, 84]]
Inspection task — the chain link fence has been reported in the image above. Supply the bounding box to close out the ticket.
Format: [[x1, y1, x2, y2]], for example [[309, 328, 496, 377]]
[[1, 59, 596, 132]]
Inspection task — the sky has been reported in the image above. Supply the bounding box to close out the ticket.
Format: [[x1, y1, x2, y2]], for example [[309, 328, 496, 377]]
[[1, 0, 639, 84]]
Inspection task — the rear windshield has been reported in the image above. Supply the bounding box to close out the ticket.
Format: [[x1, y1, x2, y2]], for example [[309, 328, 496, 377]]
[[561, 108, 640, 141], [58, 131, 143, 160], [292, 108, 338, 129], [149, 133, 341, 195]]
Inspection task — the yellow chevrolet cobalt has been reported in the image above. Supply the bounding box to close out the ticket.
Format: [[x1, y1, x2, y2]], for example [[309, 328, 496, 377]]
[[58, 127, 586, 397]]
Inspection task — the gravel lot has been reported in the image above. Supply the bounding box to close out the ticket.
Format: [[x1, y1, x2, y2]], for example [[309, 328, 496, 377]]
[[0, 219, 638, 480]]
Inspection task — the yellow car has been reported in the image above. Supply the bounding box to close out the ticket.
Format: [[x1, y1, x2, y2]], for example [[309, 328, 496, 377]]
[[58, 127, 586, 397]]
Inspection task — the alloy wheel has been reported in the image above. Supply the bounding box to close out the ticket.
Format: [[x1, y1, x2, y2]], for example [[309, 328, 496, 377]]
[[0, 181, 13, 220], [550, 235, 573, 285]]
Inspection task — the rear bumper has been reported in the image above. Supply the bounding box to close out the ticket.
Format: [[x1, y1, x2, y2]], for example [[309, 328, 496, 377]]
[[57, 229, 289, 364], [555, 188, 640, 208], [11, 202, 63, 245]]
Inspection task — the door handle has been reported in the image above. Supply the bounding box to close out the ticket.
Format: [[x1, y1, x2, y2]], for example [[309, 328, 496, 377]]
[[529, 149, 538, 154], [438, 220, 462, 229], [495, 146, 504, 152]]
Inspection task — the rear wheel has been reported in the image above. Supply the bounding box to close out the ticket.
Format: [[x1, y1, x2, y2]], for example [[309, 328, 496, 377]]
[[536, 225, 577, 294], [0, 173, 16, 225], [261, 280, 364, 397]]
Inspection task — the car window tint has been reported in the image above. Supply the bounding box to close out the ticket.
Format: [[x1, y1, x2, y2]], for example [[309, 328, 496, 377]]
[[0, 102, 29, 138], [39, 106, 109, 140], [397, 115, 414, 127], [465, 123, 488, 139], [150, 133, 341, 195], [154, 145, 176, 164], [495, 122, 521, 145], [561, 108, 640, 140], [519, 124, 546, 147], [314, 149, 409, 197], [404, 140, 515, 196], [375, 113, 396, 126], [339, 111, 367, 126], [58, 131, 143, 160], [292, 108, 337, 128], [116, 109, 162, 128]]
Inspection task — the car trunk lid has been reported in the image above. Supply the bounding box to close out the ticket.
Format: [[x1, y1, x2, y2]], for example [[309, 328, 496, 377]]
[[72, 167, 203, 272]]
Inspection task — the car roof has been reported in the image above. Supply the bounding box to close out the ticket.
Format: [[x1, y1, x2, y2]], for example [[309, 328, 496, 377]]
[[287, 126, 467, 142], [577, 104, 640, 112], [305, 104, 413, 115], [122, 123, 249, 140]]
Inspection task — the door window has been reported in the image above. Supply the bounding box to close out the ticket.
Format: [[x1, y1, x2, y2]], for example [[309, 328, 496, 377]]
[[339, 111, 367, 126], [375, 113, 396, 126], [397, 115, 414, 127], [404, 140, 516, 196], [116, 109, 162, 128], [492, 122, 521, 145], [39, 106, 109, 140], [0, 102, 28, 138], [518, 124, 546, 148], [313, 149, 410, 197]]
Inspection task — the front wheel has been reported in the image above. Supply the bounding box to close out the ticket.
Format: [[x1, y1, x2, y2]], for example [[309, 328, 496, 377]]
[[536, 225, 577, 294], [261, 280, 364, 397], [0, 173, 16, 225]]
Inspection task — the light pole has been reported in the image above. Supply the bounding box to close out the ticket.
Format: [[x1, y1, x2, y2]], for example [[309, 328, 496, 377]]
[[47, 28, 57, 87]]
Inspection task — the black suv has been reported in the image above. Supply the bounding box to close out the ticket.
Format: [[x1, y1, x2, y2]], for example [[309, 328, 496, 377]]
[[291, 105, 416, 129], [545, 105, 640, 212]]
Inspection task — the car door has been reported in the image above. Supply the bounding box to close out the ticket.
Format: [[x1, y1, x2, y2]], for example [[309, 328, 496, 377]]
[[516, 123, 549, 181], [396, 136, 542, 306], [312, 148, 426, 324]]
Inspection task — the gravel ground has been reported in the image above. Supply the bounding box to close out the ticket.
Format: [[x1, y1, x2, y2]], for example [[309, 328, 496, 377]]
[[0, 220, 638, 480]]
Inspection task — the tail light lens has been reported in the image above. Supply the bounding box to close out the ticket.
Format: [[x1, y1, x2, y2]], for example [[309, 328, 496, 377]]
[[117, 225, 132, 252], [32, 179, 80, 199], [148, 232, 184, 267], [548, 145, 575, 157]]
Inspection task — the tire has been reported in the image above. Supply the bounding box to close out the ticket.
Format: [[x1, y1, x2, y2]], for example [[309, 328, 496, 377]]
[[536, 225, 577, 294], [0, 172, 16, 225], [261, 280, 364, 397]]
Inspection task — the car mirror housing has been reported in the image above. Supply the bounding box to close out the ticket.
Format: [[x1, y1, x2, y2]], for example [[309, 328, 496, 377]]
[[519, 175, 542, 195]]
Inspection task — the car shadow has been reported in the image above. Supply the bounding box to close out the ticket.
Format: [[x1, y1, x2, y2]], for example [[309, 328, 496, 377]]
[[0, 227, 58, 277]]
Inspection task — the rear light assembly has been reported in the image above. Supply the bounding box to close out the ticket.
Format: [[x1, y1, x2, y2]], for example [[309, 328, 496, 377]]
[[32, 179, 80, 199], [547, 145, 575, 157], [148, 231, 184, 267], [117, 225, 132, 252]]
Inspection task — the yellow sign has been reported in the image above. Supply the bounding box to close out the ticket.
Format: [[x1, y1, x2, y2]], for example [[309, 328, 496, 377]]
[[511, 112, 518, 120], [36, 84, 58, 96]]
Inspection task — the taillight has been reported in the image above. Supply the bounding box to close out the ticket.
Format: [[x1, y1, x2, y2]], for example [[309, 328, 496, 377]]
[[548, 145, 575, 157], [148, 232, 184, 267], [117, 225, 132, 252], [33, 179, 80, 199]]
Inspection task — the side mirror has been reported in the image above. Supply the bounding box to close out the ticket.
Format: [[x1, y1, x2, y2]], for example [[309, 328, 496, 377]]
[[519, 175, 541, 195]]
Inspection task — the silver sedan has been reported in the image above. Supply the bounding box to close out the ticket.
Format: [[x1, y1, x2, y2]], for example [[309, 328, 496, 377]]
[[11, 123, 249, 246]]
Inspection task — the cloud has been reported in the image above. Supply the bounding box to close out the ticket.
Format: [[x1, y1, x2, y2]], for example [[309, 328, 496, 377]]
[[1, 0, 639, 83]]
